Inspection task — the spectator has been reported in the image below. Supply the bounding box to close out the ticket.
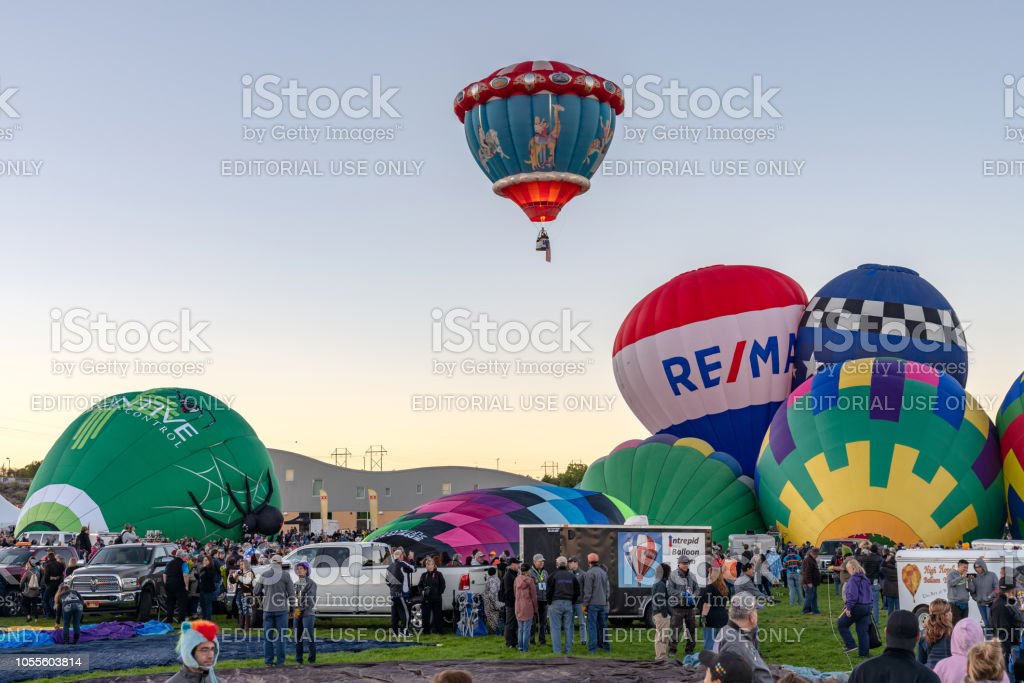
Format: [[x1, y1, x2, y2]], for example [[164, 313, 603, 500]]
[[430, 670, 473, 683], [801, 547, 822, 615], [546, 555, 580, 655], [860, 544, 883, 624], [837, 559, 874, 658], [20, 558, 42, 623], [969, 559, 998, 633], [650, 562, 673, 661], [782, 545, 803, 605], [41, 549, 65, 622], [966, 640, 1007, 683], [163, 549, 190, 624], [418, 556, 446, 636], [668, 556, 698, 656], [481, 566, 500, 634], [54, 584, 84, 645], [236, 559, 255, 632], [387, 547, 416, 637], [501, 557, 521, 649], [848, 609, 940, 683], [989, 587, 1024, 668], [700, 566, 731, 652], [528, 554, 549, 646], [934, 618, 1009, 683], [947, 559, 971, 625], [514, 561, 539, 653], [254, 554, 294, 666], [198, 555, 218, 621], [734, 562, 767, 601], [75, 527, 90, 561], [917, 599, 953, 669], [699, 649, 755, 683], [166, 620, 219, 683], [717, 593, 773, 683], [882, 551, 900, 617], [120, 524, 139, 544], [567, 556, 586, 648], [583, 552, 611, 654], [293, 561, 317, 664]]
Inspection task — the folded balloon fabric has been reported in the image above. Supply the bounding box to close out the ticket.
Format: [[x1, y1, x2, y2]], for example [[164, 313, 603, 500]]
[[0, 620, 172, 648]]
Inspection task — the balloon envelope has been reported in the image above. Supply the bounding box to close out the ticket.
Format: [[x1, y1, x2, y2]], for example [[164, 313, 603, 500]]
[[579, 436, 764, 545], [16, 388, 281, 541], [613, 264, 807, 475], [997, 372, 1024, 538], [793, 264, 968, 388], [757, 358, 1004, 547], [364, 485, 633, 559]]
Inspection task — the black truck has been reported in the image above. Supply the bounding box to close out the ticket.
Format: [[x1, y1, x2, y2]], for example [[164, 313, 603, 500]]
[[66, 543, 177, 620]]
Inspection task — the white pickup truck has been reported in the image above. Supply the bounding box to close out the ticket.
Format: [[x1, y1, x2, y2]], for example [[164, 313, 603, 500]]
[[252, 542, 490, 625]]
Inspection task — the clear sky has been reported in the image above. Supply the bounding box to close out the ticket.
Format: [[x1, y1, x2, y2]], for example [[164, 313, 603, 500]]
[[1, 2, 1022, 477]]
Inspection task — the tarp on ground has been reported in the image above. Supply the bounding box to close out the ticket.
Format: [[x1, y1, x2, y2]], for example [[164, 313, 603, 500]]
[[0, 635, 424, 682], [0, 620, 172, 649], [59, 658, 851, 683]]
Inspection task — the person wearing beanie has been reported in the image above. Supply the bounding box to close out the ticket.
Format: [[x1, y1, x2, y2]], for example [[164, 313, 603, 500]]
[[166, 619, 219, 683], [293, 560, 317, 664], [849, 609, 940, 682]]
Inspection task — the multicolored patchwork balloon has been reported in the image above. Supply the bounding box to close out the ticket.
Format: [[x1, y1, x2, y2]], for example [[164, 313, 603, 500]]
[[613, 264, 808, 475], [793, 264, 968, 388], [364, 485, 633, 559], [624, 533, 659, 579], [757, 358, 1004, 547], [997, 372, 1024, 538], [580, 435, 764, 545], [16, 388, 282, 541]]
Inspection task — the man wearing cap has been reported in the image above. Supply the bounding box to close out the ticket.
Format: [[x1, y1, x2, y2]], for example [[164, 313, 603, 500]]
[[253, 554, 294, 666], [568, 556, 587, 647], [546, 556, 580, 655], [699, 648, 755, 683], [583, 552, 611, 653], [528, 554, 549, 646], [387, 547, 416, 637], [668, 556, 699, 656], [163, 549, 190, 624], [717, 594, 772, 683], [167, 619, 220, 683], [501, 557, 521, 649], [848, 609, 940, 682]]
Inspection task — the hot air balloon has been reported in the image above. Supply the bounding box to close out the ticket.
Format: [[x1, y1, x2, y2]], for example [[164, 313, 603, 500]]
[[364, 485, 633, 560], [624, 533, 659, 580], [757, 358, 1005, 547], [997, 372, 1024, 538], [16, 388, 282, 542], [792, 264, 968, 388], [579, 436, 765, 545], [613, 264, 808, 475], [454, 60, 623, 260]]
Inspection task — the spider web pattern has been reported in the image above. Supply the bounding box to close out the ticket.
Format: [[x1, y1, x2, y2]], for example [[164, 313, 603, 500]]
[[153, 454, 269, 537]]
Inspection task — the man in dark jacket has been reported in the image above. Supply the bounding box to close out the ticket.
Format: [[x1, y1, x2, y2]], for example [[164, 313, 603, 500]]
[[417, 557, 446, 635], [545, 556, 580, 655], [501, 557, 520, 648], [668, 556, 699, 656], [75, 528, 91, 561], [41, 550, 65, 620], [801, 547, 821, 615], [163, 549, 190, 624], [849, 610, 940, 682], [387, 547, 416, 637], [529, 554, 549, 646], [860, 544, 883, 623]]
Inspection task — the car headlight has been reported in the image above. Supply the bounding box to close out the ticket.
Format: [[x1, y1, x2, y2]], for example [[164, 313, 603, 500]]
[[121, 578, 138, 589]]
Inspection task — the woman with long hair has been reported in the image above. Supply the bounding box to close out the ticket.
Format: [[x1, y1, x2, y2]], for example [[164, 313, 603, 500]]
[[236, 559, 256, 631], [699, 565, 731, 651], [837, 559, 874, 658], [19, 559, 42, 623], [917, 598, 953, 668]]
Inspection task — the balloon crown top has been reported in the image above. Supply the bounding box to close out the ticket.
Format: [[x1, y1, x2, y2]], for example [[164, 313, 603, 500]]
[[454, 60, 624, 122], [858, 264, 919, 276]]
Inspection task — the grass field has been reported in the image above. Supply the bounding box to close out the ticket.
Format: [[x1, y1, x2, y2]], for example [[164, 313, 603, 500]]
[[2, 585, 880, 682]]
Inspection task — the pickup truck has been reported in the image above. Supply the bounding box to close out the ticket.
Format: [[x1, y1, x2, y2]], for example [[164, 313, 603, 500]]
[[65, 542, 178, 620], [253, 542, 490, 626]]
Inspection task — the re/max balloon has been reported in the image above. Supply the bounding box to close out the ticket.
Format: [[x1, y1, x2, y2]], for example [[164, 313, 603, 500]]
[[613, 264, 808, 475], [16, 388, 282, 541], [757, 358, 1004, 547], [580, 436, 765, 545]]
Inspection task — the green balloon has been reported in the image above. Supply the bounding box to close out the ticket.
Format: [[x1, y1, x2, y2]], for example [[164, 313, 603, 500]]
[[16, 388, 281, 541], [581, 437, 764, 545]]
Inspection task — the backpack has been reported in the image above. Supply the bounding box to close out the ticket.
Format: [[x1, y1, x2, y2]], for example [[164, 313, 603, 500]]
[[27, 571, 39, 590], [115, 533, 125, 545]]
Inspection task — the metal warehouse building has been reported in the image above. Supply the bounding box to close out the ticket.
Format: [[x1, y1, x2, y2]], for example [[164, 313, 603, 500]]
[[269, 449, 539, 531]]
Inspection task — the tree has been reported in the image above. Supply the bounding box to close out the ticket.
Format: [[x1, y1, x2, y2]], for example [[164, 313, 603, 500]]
[[11, 461, 41, 478], [542, 462, 588, 489]]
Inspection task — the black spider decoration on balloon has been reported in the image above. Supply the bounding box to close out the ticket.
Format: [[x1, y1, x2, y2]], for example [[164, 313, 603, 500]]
[[188, 469, 284, 536]]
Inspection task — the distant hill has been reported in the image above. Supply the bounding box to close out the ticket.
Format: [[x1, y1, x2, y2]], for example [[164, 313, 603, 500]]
[[0, 479, 30, 507]]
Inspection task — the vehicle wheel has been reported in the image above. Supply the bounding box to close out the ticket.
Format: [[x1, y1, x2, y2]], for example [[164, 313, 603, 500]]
[[912, 605, 928, 632], [137, 590, 154, 621], [409, 602, 424, 633]]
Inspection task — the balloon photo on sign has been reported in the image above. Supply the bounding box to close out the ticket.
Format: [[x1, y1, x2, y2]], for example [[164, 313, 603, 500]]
[[618, 530, 662, 588]]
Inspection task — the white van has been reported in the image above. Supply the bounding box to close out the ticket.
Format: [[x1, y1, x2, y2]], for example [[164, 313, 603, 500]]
[[16, 531, 77, 547], [896, 548, 1024, 625], [728, 533, 776, 557], [971, 539, 1024, 551]]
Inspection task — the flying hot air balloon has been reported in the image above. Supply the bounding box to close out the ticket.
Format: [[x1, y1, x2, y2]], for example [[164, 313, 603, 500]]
[[16, 388, 283, 542], [613, 265, 808, 475], [454, 60, 624, 261]]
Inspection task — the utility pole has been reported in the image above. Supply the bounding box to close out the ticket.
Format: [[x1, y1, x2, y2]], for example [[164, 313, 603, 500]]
[[365, 445, 386, 472], [330, 448, 351, 467], [542, 461, 559, 479]]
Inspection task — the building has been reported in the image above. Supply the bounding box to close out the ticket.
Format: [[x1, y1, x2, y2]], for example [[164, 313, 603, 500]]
[[269, 449, 539, 531]]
